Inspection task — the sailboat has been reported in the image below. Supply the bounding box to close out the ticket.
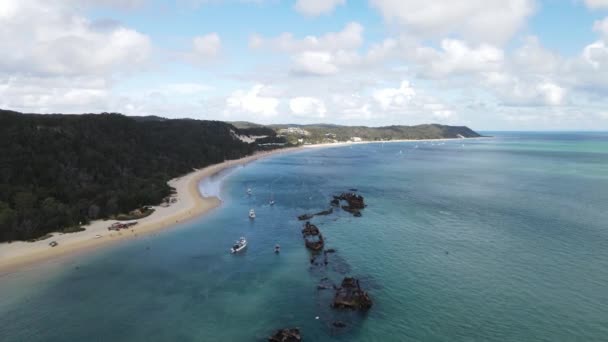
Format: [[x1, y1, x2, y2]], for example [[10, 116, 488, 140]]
[[269, 192, 275, 206]]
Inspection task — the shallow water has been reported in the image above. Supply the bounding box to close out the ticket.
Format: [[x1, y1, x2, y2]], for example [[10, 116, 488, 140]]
[[1, 132, 608, 341]]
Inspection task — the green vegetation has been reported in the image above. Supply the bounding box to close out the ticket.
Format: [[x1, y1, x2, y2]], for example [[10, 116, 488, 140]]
[[114, 207, 155, 221], [0, 109, 255, 242], [270, 124, 482, 144]]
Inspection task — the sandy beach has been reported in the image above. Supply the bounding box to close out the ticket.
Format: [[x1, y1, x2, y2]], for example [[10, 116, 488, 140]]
[[0, 137, 482, 274], [0, 147, 302, 274]]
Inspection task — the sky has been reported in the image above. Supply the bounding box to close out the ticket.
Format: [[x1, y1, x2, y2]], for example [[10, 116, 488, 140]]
[[1, 0, 608, 130]]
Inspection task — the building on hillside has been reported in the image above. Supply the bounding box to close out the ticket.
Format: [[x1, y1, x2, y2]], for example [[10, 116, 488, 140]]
[[350, 137, 362, 142], [278, 127, 310, 136]]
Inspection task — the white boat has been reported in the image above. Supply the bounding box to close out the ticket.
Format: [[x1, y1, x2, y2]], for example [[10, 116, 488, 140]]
[[269, 200, 275, 206], [247, 187, 252, 195], [274, 244, 280, 254], [231, 237, 247, 253], [249, 209, 256, 219]]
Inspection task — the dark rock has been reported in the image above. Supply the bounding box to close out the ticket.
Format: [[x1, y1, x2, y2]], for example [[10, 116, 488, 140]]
[[324, 248, 336, 254], [330, 198, 340, 207], [332, 277, 373, 310], [268, 328, 302, 342], [349, 188, 358, 192]]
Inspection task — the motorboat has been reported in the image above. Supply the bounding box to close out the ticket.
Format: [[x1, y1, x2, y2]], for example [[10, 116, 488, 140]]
[[249, 209, 256, 219], [231, 237, 247, 254], [247, 187, 252, 195], [274, 244, 280, 254]]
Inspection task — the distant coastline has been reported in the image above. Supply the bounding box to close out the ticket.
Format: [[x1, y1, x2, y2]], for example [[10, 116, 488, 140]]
[[0, 137, 484, 274]]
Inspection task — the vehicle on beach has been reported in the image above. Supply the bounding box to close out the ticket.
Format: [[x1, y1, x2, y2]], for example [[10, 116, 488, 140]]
[[249, 209, 256, 219], [230, 237, 247, 253]]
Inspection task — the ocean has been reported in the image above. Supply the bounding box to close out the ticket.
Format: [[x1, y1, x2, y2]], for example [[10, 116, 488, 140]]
[[1, 132, 608, 341]]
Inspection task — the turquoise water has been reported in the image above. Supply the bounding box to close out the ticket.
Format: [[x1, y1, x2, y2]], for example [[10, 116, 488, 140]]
[[1, 132, 608, 341]]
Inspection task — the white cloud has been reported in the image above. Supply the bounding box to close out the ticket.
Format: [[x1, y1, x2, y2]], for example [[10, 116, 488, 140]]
[[585, 0, 608, 9], [0, 0, 151, 77], [373, 81, 416, 109], [369, 0, 535, 44], [250, 22, 363, 52], [192, 33, 221, 58], [412, 39, 504, 77], [226, 84, 279, 116], [289, 97, 327, 117], [593, 17, 608, 40], [294, 0, 345, 16], [291, 52, 340, 75]]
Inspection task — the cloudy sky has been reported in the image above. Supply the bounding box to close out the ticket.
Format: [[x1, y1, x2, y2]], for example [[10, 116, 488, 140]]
[[1, 0, 608, 129]]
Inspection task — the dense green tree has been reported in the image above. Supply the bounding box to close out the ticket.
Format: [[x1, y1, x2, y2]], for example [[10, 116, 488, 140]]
[[0, 109, 257, 242]]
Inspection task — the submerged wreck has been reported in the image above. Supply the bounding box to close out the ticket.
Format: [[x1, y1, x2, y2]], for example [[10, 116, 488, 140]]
[[301, 221, 320, 236], [332, 277, 373, 310], [268, 328, 302, 342], [304, 234, 324, 251], [302, 222, 324, 251], [332, 192, 366, 217], [298, 213, 314, 221]]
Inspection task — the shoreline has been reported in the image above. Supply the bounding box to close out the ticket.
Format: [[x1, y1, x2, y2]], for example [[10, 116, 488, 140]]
[[0, 147, 300, 274], [0, 137, 484, 274]]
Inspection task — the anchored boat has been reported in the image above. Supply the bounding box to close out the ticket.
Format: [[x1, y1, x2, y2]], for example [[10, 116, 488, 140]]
[[230, 237, 247, 254]]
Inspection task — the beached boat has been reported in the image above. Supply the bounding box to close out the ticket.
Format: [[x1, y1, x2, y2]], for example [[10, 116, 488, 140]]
[[249, 209, 256, 219], [231, 237, 247, 253]]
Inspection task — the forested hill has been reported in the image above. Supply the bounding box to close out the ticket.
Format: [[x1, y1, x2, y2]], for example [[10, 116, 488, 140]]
[[0, 110, 255, 242], [268, 123, 482, 143]]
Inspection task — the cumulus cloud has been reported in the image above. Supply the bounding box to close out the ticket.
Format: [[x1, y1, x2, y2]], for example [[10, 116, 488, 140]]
[[0, 0, 151, 113], [369, 0, 535, 44], [412, 39, 504, 77], [250, 22, 363, 53], [0, 0, 151, 77], [226, 84, 280, 116], [294, 0, 345, 16], [289, 97, 327, 117], [373, 81, 416, 110]]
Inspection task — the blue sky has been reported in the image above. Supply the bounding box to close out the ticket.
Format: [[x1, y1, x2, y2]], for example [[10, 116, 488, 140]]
[[2, 0, 608, 129]]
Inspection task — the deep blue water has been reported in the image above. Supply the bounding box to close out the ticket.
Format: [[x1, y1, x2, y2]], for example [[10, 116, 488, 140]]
[[1, 133, 608, 341]]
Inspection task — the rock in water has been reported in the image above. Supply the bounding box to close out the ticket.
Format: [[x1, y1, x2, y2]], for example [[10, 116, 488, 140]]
[[268, 328, 302, 342], [332, 277, 373, 310]]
